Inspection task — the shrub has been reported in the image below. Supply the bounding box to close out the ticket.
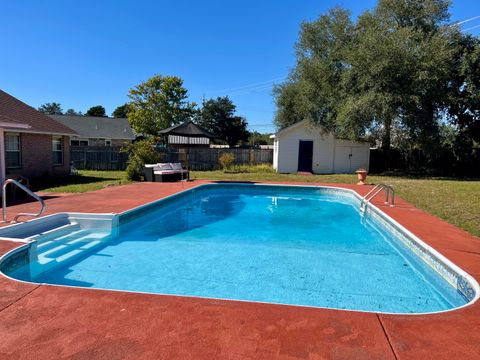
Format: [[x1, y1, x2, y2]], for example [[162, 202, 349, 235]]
[[218, 152, 235, 171], [123, 140, 163, 180]]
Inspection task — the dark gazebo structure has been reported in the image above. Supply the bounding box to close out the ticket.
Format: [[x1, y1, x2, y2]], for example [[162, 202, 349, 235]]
[[159, 121, 214, 148]]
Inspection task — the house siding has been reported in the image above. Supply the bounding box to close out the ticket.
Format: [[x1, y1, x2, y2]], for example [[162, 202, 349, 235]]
[[276, 125, 336, 173], [6, 133, 70, 179], [274, 122, 370, 174], [333, 140, 370, 173]]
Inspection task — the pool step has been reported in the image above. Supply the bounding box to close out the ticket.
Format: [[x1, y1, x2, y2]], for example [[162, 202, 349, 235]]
[[35, 228, 87, 253], [37, 230, 95, 257], [30, 223, 81, 242], [30, 227, 112, 277], [38, 230, 110, 263]]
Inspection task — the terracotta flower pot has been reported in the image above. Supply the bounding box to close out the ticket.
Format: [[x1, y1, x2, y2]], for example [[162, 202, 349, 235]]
[[356, 170, 368, 185]]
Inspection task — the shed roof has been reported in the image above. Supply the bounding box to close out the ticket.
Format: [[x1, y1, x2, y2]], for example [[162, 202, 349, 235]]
[[50, 115, 135, 140], [159, 121, 214, 138], [0, 90, 77, 135], [271, 120, 370, 143], [270, 120, 309, 139]]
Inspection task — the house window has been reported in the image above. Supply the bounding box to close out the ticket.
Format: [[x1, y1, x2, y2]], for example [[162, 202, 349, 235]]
[[70, 139, 89, 146], [52, 136, 63, 165], [5, 133, 21, 168], [105, 139, 112, 146]]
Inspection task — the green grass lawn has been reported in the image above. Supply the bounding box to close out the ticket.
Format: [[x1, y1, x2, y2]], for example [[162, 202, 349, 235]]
[[34, 169, 479, 237], [33, 170, 131, 193], [191, 170, 480, 237]]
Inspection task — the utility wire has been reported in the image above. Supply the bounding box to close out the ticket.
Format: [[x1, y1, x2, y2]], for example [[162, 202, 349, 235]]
[[454, 15, 480, 26], [240, 108, 275, 113], [463, 24, 480, 32], [229, 83, 279, 96], [204, 76, 286, 95], [207, 82, 278, 96]]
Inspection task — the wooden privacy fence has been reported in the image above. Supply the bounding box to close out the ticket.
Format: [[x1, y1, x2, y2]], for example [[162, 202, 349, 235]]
[[176, 148, 273, 171], [70, 146, 129, 170], [71, 146, 273, 171]]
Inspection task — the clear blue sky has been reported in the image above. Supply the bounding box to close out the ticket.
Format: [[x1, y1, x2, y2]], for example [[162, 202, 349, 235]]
[[1, 1, 479, 133]]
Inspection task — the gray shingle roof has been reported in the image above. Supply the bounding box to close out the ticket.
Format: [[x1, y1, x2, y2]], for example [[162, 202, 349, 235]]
[[0, 90, 77, 135], [50, 115, 135, 140], [159, 121, 214, 138]]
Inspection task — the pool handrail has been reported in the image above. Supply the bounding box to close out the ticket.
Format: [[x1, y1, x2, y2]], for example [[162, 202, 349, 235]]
[[360, 183, 394, 213], [2, 178, 46, 223]]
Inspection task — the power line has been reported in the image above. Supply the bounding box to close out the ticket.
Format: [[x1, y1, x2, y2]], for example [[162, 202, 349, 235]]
[[210, 82, 278, 96], [454, 15, 480, 26], [204, 76, 286, 95], [228, 84, 278, 96], [240, 108, 274, 113], [463, 24, 480, 32]]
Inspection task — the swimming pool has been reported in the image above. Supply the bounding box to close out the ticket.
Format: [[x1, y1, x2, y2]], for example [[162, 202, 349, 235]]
[[0, 184, 477, 314]]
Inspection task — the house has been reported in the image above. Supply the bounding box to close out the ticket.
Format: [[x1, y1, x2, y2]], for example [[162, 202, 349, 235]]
[[271, 120, 370, 174], [158, 121, 214, 148], [0, 90, 77, 181], [50, 115, 135, 147]]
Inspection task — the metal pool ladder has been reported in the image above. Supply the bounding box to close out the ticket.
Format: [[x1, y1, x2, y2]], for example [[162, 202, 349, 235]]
[[360, 183, 394, 214], [2, 178, 46, 223]]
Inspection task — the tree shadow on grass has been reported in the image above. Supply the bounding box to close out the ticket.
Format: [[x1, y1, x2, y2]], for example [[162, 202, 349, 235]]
[[30, 175, 120, 192], [6, 195, 62, 206]]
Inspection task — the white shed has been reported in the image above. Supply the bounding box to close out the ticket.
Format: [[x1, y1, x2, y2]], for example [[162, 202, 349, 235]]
[[271, 120, 370, 174]]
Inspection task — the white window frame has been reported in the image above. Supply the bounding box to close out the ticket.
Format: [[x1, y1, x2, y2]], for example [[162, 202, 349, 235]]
[[5, 132, 21, 169], [70, 138, 89, 146], [104, 139, 112, 146], [52, 136, 64, 166]]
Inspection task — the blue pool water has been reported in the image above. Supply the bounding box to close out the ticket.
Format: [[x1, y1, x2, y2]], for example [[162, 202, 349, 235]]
[[3, 184, 469, 313]]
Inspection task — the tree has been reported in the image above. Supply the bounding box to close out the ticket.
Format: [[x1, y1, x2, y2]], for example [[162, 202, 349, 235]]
[[226, 116, 249, 147], [65, 108, 82, 116], [86, 105, 106, 117], [112, 103, 129, 118], [446, 34, 480, 143], [274, 0, 461, 166], [273, 81, 310, 130], [248, 131, 273, 146], [198, 96, 249, 147], [274, 7, 354, 133], [123, 139, 163, 180], [342, 8, 453, 155], [38, 102, 63, 115], [127, 75, 196, 137]]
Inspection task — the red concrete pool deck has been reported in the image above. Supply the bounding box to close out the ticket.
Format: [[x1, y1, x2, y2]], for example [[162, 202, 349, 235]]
[[0, 181, 479, 359]]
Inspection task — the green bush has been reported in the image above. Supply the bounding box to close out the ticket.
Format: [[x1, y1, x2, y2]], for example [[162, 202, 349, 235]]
[[218, 152, 235, 171], [123, 140, 163, 180]]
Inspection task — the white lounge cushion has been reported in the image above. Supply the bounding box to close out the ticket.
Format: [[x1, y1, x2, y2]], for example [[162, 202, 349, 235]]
[[154, 170, 176, 175], [157, 163, 173, 171], [170, 163, 183, 170], [144, 164, 157, 168]]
